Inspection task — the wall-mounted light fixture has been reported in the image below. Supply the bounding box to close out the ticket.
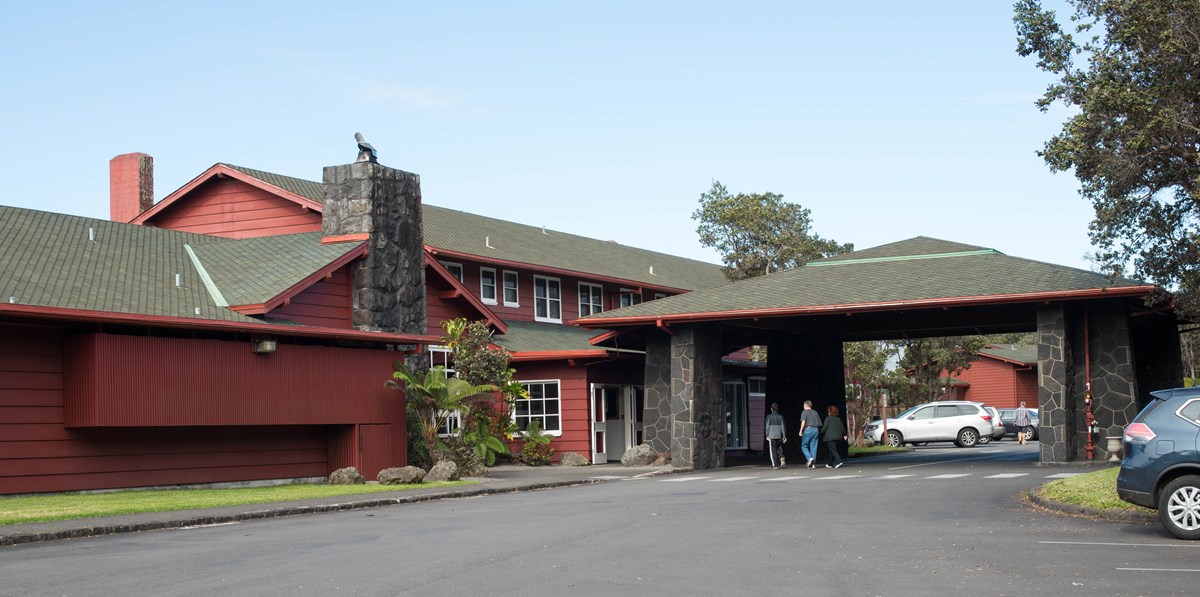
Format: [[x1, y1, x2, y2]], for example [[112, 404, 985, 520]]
[[253, 339, 277, 354]]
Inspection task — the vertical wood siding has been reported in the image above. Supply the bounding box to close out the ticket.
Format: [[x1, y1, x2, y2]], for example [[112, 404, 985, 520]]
[[957, 358, 1038, 409], [1, 324, 409, 495], [152, 178, 321, 238]]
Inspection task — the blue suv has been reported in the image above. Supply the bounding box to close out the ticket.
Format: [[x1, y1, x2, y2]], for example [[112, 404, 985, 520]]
[[1117, 387, 1200, 539]]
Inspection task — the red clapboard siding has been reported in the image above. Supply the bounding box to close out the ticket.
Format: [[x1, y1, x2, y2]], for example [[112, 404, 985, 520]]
[[151, 178, 321, 238], [0, 389, 61, 407], [64, 334, 403, 427], [956, 358, 1036, 409], [504, 361, 592, 462], [270, 266, 352, 328]]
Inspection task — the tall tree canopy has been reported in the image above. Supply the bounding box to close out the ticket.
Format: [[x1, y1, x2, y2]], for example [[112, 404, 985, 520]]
[[692, 180, 852, 281], [1014, 0, 1200, 314]]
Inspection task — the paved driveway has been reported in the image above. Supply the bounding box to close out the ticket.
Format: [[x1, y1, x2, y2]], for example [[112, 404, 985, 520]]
[[2, 443, 1193, 596]]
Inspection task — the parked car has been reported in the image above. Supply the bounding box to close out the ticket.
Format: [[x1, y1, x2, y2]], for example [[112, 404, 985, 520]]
[[998, 408, 1039, 441], [1117, 387, 1200, 540], [978, 407, 1006, 444], [864, 401, 995, 448]]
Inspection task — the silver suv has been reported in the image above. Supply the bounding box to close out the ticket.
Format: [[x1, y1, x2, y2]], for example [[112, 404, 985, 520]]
[[865, 401, 995, 448]]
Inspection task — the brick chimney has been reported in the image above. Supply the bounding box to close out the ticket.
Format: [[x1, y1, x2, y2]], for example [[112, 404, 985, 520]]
[[321, 161, 427, 336], [110, 153, 154, 222]]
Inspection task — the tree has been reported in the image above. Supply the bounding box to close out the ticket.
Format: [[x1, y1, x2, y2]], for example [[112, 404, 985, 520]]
[[898, 336, 989, 404], [843, 341, 907, 443], [439, 318, 527, 466], [1014, 0, 1200, 315], [692, 180, 853, 281], [387, 364, 498, 462]]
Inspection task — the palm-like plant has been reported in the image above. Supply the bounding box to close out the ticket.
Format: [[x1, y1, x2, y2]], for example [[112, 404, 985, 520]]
[[387, 363, 498, 458]]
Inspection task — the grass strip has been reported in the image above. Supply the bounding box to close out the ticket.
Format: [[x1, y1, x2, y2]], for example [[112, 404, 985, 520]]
[[1035, 467, 1149, 512], [0, 481, 475, 526], [849, 445, 908, 457]]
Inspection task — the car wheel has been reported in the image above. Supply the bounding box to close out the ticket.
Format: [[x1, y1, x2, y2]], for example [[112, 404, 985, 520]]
[[885, 430, 904, 447], [1158, 475, 1200, 540], [955, 428, 978, 448], [978, 434, 991, 444], [1021, 427, 1035, 442]]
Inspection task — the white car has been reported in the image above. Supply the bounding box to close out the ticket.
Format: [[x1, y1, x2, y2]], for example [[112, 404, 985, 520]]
[[865, 401, 995, 448]]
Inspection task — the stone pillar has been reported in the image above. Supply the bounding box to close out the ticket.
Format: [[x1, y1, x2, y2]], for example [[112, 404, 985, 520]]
[[642, 330, 672, 454], [110, 153, 154, 222], [321, 162, 426, 336], [669, 323, 724, 469], [1085, 300, 1138, 460], [1037, 303, 1075, 463]]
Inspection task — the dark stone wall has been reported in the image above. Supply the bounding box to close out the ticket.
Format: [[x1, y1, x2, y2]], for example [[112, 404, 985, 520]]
[[642, 331, 673, 454], [1084, 300, 1137, 459], [669, 324, 724, 469], [1131, 310, 1183, 408], [1037, 303, 1075, 462], [322, 162, 426, 337]]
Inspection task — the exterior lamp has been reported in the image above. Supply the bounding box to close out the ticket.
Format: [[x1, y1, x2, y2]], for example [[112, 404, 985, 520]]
[[253, 339, 277, 354]]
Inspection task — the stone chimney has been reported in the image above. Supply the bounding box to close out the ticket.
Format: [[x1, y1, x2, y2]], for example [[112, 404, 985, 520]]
[[321, 161, 427, 336], [110, 153, 154, 222]]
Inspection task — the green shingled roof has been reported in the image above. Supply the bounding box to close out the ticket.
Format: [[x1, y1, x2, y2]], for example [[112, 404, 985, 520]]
[[979, 344, 1038, 364], [223, 164, 727, 292], [578, 237, 1151, 323], [0, 205, 350, 325], [189, 233, 359, 307], [493, 320, 613, 353]]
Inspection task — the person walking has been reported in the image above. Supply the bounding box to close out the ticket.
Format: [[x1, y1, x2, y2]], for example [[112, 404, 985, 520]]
[[821, 405, 848, 469], [1014, 401, 1033, 445], [799, 400, 822, 469], [764, 403, 787, 469]]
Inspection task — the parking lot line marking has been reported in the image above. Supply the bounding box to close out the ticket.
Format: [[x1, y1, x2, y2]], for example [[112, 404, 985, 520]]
[[985, 473, 1029, 478], [876, 474, 914, 479], [660, 476, 711, 482], [760, 476, 808, 482], [711, 476, 758, 482], [814, 475, 860, 480], [887, 452, 1003, 470], [1114, 568, 1200, 573], [981, 449, 1004, 453], [588, 476, 626, 481], [1039, 541, 1200, 549], [926, 473, 972, 479], [1045, 473, 1082, 478]]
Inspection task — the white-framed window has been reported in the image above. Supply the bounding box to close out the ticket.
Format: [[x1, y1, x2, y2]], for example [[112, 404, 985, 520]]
[[515, 380, 561, 435], [428, 345, 461, 436], [480, 267, 497, 305], [440, 261, 464, 282], [748, 376, 767, 396], [619, 290, 642, 308], [534, 276, 562, 323], [502, 271, 519, 307], [653, 292, 666, 300], [578, 282, 603, 317]]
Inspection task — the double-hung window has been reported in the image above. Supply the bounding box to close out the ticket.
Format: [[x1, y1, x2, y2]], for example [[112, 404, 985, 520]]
[[428, 346, 461, 436], [502, 271, 519, 307], [515, 380, 561, 435], [480, 267, 497, 305], [619, 291, 642, 308], [534, 276, 562, 323], [578, 282, 603, 317]]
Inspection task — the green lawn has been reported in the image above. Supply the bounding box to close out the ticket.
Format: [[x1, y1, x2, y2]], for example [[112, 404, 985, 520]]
[[1035, 467, 1150, 512], [0, 481, 475, 526], [849, 445, 908, 457]]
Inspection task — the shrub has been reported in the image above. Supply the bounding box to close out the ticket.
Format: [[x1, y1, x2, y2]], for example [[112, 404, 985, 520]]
[[520, 419, 555, 466]]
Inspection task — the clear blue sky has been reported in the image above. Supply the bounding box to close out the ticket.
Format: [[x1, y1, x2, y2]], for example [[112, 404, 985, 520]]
[[0, 1, 1094, 269]]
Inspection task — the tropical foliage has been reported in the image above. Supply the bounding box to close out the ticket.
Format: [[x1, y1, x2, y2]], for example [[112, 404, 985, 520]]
[[387, 364, 497, 461]]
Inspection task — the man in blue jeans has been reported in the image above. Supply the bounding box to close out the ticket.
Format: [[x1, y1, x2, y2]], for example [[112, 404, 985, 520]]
[[799, 400, 822, 469]]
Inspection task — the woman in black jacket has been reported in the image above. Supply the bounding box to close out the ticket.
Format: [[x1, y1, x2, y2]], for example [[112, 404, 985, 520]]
[[821, 405, 848, 469]]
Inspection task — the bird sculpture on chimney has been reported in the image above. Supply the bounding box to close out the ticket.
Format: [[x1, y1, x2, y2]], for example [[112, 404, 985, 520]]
[[355, 132, 378, 163]]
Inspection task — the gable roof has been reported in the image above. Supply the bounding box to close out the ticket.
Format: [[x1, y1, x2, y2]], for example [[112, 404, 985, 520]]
[[978, 343, 1038, 366], [576, 237, 1157, 326], [0, 204, 434, 343], [493, 320, 640, 361], [150, 164, 728, 293]]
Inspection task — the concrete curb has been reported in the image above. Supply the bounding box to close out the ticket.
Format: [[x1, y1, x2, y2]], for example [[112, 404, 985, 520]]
[[0, 478, 603, 547], [1025, 489, 1156, 524]]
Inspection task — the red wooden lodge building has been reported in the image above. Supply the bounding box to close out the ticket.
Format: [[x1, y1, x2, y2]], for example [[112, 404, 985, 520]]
[[1, 152, 754, 495]]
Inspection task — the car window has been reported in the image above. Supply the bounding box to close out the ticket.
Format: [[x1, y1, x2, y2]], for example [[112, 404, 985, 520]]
[[936, 405, 961, 418], [1178, 400, 1200, 425], [958, 405, 980, 416], [912, 407, 935, 420]]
